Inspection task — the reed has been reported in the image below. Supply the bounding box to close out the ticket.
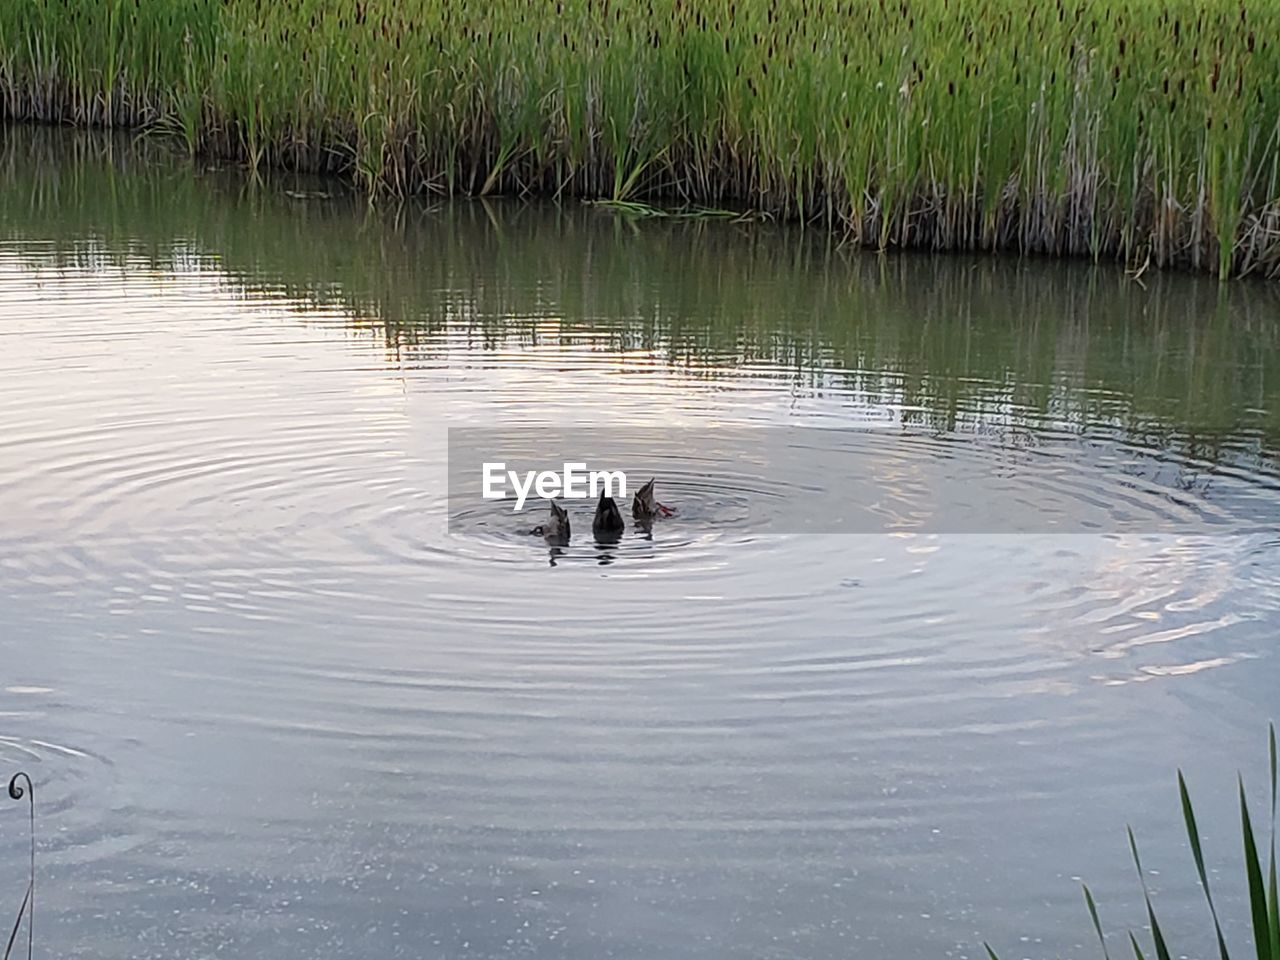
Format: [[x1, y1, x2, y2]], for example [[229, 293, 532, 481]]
[[2, 0, 1279, 277], [988, 725, 1279, 960]]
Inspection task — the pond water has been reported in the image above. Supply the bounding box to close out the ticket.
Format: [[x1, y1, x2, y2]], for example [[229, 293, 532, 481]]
[[0, 127, 1278, 960]]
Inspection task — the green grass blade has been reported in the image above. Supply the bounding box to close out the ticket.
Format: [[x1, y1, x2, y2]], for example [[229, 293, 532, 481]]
[[1083, 884, 1112, 960], [1241, 776, 1274, 960], [1269, 849, 1279, 960], [1129, 932, 1149, 960], [984, 943, 1000, 960], [1271, 723, 1277, 825], [1180, 770, 1232, 960], [1268, 724, 1279, 960], [1129, 827, 1174, 960], [1148, 906, 1174, 960]]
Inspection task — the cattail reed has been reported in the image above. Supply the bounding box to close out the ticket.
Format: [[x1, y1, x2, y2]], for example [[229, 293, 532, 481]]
[[0, 0, 1278, 278]]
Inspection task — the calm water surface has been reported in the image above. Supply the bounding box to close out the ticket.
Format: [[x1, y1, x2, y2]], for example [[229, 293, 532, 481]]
[[1, 129, 1279, 959]]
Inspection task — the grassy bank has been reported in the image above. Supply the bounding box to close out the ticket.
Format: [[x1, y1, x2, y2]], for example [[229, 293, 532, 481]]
[[2, 0, 1280, 278]]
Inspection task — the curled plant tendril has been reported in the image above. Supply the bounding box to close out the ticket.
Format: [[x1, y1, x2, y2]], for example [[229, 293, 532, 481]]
[[4, 773, 32, 960], [5, 774, 30, 802]]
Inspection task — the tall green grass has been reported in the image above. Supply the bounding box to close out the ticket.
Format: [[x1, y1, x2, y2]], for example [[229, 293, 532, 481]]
[[2, 0, 1280, 276], [989, 725, 1279, 960]]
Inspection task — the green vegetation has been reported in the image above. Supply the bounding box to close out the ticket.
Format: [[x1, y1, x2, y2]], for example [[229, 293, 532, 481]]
[[2, 0, 1280, 277], [989, 725, 1279, 960]]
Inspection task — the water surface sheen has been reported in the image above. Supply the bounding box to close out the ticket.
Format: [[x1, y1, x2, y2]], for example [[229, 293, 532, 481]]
[[1, 129, 1278, 960]]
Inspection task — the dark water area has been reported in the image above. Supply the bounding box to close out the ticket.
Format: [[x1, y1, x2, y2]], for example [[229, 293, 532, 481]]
[[0, 126, 1278, 960]]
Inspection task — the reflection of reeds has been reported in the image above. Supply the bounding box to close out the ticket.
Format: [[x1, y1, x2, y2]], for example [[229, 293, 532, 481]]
[[3, 773, 33, 960], [2, 0, 1280, 277], [3, 127, 1279, 463], [988, 725, 1279, 960]]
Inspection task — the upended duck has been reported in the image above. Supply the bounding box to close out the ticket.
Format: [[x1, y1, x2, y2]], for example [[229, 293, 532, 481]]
[[592, 490, 625, 541], [532, 499, 571, 545], [632, 478, 675, 522], [532, 482, 674, 546]]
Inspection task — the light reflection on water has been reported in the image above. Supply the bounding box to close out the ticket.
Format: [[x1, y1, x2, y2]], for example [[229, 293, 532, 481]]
[[0, 128, 1277, 960]]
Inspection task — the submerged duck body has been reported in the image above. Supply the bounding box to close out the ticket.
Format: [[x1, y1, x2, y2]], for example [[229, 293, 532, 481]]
[[632, 478, 674, 524], [592, 491, 625, 541], [529, 482, 673, 549], [532, 499, 571, 545]]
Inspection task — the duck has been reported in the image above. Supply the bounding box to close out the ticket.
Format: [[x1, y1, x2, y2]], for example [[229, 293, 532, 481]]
[[531, 499, 571, 545], [592, 490, 625, 541], [632, 478, 675, 523]]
